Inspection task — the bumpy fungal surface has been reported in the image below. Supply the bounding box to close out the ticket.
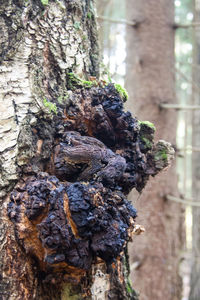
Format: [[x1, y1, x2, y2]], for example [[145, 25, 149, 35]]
[[8, 82, 173, 273], [8, 172, 137, 271]]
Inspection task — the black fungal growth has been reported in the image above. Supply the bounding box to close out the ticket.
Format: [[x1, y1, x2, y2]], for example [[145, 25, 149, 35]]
[[8, 173, 136, 270], [8, 82, 172, 273]]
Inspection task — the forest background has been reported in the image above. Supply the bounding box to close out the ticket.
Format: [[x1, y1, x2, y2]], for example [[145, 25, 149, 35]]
[[97, 0, 200, 299]]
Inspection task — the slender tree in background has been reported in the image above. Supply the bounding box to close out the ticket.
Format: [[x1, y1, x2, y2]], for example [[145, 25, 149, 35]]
[[96, 0, 111, 58], [0, 0, 174, 299], [190, 1, 200, 299], [126, 1, 183, 299]]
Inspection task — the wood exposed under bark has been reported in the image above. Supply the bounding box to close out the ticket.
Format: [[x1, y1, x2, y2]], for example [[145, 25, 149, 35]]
[[0, 0, 174, 299]]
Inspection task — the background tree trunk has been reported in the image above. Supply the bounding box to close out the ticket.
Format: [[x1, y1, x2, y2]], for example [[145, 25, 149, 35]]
[[126, 1, 183, 299], [190, 1, 200, 299]]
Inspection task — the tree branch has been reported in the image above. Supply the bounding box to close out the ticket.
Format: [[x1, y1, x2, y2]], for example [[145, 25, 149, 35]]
[[97, 15, 137, 26], [167, 195, 200, 207], [173, 22, 200, 29], [160, 104, 200, 110]]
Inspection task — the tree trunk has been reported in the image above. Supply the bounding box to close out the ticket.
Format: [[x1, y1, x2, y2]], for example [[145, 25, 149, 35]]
[[0, 1, 174, 299], [190, 1, 200, 299], [126, 1, 183, 299]]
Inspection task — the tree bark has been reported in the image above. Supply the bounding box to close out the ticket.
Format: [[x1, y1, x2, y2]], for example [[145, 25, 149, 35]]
[[0, 1, 174, 299], [0, 1, 98, 298], [190, 2, 200, 299], [126, 1, 183, 299]]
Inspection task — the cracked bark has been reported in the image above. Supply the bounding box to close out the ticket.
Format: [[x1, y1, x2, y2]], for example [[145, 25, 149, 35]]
[[1, 1, 173, 299]]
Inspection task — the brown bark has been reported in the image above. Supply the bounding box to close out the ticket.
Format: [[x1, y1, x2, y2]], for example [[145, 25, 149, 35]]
[[126, 1, 183, 299]]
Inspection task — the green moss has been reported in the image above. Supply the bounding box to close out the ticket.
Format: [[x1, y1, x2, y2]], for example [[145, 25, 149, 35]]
[[114, 83, 128, 101], [87, 12, 92, 19], [162, 153, 167, 160], [139, 120, 156, 131], [41, 0, 48, 5], [126, 278, 139, 299], [126, 279, 133, 294], [141, 137, 153, 149], [68, 73, 78, 80], [67, 73, 97, 90], [154, 149, 168, 162], [43, 98, 57, 114], [82, 80, 97, 87], [67, 73, 81, 89]]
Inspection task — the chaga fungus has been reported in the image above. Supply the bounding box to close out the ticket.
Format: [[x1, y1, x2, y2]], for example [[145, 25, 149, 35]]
[[8, 81, 174, 275], [8, 173, 136, 270], [53, 131, 127, 186]]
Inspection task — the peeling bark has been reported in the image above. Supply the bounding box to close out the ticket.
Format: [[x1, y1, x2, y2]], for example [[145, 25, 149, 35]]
[[0, 1, 173, 299]]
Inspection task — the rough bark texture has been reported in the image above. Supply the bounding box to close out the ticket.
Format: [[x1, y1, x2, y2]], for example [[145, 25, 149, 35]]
[[126, 1, 183, 299], [190, 2, 200, 299], [0, 0, 174, 299]]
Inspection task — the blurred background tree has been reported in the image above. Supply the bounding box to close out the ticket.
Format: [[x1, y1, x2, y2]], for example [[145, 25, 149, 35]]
[[189, 1, 200, 299], [96, 0, 200, 299], [125, 1, 182, 299]]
